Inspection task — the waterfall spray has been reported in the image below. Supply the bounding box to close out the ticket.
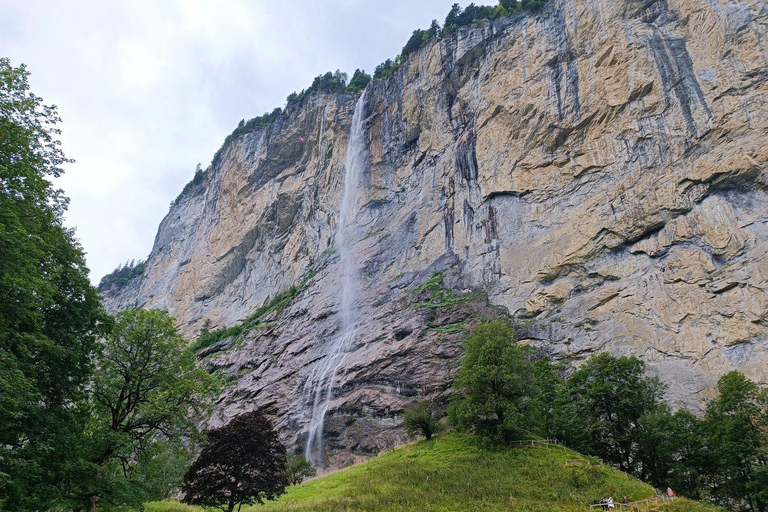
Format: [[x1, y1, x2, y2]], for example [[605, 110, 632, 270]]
[[304, 91, 367, 468]]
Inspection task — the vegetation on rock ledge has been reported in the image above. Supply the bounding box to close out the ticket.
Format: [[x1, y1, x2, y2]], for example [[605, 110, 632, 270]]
[[98, 258, 146, 291], [191, 268, 319, 354]]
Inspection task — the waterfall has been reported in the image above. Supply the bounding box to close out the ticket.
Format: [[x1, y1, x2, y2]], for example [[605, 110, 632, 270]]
[[304, 91, 367, 468]]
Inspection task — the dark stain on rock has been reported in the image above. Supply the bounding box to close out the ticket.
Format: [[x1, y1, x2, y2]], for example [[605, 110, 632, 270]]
[[545, 9, 581, 123], [394, 328, 412, 341], [647, 24, 712, 137], [484, 205, 499, 243], [444, 177, 456, 252], [455, 127, 479, 181]]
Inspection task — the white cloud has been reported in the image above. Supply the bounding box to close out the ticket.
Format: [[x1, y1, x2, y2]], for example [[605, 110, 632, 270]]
[[1, 0, 459, 283]]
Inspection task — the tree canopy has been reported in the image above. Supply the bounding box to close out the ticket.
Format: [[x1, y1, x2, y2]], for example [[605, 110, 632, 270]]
[[448, 321, 536, 441], [182, 411, 289, 512], [59, 308, 216, 512], [403, 400, 442, 441], [448, 321, 768, 511], [0, 57, 105, 512], [286, 455, 316, 486], [562, 353, 665, 471]]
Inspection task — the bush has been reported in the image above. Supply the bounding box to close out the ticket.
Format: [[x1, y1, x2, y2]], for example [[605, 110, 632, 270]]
[[286, 454, 317, 486], [403, 401, 442, 440]]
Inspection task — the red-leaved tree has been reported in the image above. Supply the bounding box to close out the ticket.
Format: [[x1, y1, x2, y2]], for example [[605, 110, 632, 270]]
[[181, 411, 288, 512]]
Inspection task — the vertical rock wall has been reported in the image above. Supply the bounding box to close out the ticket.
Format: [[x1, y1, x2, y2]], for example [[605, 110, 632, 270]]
[[103, 0, 768, 465]]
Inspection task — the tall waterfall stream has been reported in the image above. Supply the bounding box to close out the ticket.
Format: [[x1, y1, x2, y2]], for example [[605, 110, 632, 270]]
[[303, 91, 367, 468]]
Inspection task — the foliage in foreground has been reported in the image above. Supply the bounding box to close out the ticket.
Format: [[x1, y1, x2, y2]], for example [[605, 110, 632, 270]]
[[0, 57, 106, 512], [182, 411, 289, 512], [60, 309, 216, 512]]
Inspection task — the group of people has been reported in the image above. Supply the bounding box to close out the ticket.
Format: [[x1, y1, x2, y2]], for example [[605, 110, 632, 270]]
[[597, 496, 627, 510], [598, 488, 674, 509], [597, 496, 631, 510]]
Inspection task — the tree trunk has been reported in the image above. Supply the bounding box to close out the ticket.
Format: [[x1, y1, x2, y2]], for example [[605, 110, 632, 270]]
[[86, 495, 99, 512], [227, 498, 236, 512]]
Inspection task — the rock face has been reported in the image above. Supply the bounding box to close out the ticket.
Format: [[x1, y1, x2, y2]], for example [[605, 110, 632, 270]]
[[103, 0, 768, 468]]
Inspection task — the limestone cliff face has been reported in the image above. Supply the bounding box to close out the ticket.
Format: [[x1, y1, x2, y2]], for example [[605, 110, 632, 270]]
[[103, 0, 768, 466]]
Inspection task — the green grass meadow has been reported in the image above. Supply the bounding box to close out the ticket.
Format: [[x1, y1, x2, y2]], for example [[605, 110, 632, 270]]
[[146, 434, 722, 512]]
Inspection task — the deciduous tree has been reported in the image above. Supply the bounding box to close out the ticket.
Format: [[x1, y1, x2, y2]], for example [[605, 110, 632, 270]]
[[563, 353, 665, 471], [182, 411, 289, 512], [0, 57, 105, 512], [60, 308, 215, 512], [449, 321, 535, 441], [403, 400, 442, 441], [702, 372, 768, 512], [286, 454, 316, 486]]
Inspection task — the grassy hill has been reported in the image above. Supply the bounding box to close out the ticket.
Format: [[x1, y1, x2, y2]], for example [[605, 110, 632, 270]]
[[149, 434, 722, 512]]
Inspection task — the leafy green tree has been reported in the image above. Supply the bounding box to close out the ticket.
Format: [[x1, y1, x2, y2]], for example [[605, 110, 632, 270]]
[[403, 400, 442, 440], [635, 404, 677, 486], [182, 411, 289, 512], [59, 308, 216, 512], [449, 321, 535, 441], [286, 454, 316, 486], [529, 358, 565, 439], [702, 372, 767, 512], [562, 353, 665, 471], [131, 438, 197, 502], [347, 69, 371, 94], [0, 58, 106, 512], [666, 409, 710, 500]]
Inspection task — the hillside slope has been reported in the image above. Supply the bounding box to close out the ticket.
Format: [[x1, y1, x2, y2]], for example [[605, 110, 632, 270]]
[[103, 0, 768, 466], [149, 434, 722, 512]]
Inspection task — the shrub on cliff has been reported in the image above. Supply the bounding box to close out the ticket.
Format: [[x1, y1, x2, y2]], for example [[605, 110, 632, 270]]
[[98, 258, 146, 290], [347, 69, 372, 94]]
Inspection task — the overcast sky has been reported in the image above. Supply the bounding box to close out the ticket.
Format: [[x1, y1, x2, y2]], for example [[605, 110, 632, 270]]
[[1, 0, 458, 284]]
